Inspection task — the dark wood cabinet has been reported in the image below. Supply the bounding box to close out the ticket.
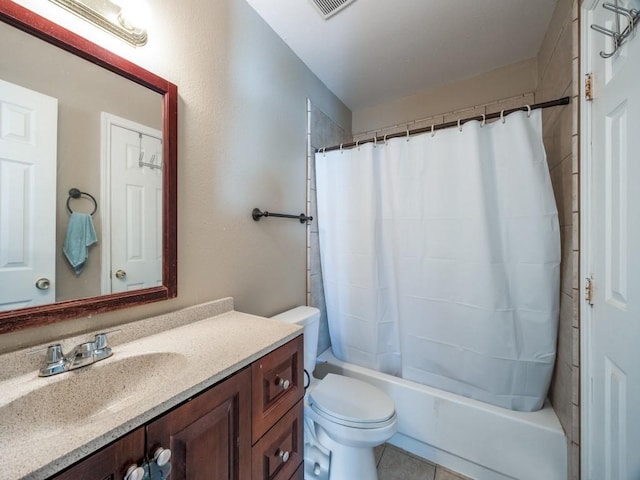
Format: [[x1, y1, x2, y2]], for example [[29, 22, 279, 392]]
[[146, 367, 252, 480], [51, 428, 145, 480], [49, 336, 303, 480]]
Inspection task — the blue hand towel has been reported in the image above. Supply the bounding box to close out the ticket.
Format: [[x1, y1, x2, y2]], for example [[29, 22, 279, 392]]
[[63, 212, 98, 275]]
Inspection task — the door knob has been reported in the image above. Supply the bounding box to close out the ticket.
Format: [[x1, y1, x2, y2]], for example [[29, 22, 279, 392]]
[[35, 278, 50, 290], [115, 269, 127, 279]]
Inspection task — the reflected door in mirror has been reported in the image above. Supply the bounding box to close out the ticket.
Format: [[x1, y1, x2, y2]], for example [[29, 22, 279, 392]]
[[103, 114, 162, 294], [0, 79, 58, 311]]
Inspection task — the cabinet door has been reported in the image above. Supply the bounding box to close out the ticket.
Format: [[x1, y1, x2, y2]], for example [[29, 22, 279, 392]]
[[51, 428, 145, 480], [251, 336, 304, 442], [146, 367, 251, 480]]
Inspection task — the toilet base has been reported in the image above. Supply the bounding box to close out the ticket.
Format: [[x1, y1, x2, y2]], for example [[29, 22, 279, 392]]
[[315, 425, 378, 480]]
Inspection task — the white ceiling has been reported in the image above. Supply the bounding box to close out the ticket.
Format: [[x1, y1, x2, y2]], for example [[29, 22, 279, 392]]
[[245, 0, 558, 111]]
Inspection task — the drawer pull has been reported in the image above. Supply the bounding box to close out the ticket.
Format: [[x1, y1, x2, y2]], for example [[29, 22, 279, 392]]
[[124, 464, 145, 480], [278, 449, 290, 463], [278, 377, 291, 390]]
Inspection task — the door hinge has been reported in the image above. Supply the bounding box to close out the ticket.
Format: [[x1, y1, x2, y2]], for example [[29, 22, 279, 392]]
[[585, 73, 594, 101], [585, 275, 594, 305]]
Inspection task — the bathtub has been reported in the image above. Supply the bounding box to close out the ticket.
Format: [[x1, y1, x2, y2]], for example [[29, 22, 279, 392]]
[[315, 349, 566, 480]]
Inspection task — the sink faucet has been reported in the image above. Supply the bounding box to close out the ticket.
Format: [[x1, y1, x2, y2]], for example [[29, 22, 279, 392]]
[[39, 333, 113, 377]]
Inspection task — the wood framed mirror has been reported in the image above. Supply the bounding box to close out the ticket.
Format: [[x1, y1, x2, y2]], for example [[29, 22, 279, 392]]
[[0, 2, 177, 334]]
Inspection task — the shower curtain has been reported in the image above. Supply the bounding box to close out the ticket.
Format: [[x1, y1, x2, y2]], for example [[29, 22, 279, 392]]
[[315, 110, 560, 412]]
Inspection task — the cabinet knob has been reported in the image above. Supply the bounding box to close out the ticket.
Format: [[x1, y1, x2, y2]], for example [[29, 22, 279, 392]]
[[124, 464, 145, 480], [154, 446, 172, 467], [278, 449, 290, 463], [278, 377, 291, 390]]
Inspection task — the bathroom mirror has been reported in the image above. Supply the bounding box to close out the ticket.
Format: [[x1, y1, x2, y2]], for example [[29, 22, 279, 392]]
[[0, 2, 177, 333]]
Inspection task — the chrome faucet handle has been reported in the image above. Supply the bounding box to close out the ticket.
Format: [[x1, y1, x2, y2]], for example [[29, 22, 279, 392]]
[[38, 344, 67, 377], [45, 344, 64, 364], [93, 333, 113, 360]]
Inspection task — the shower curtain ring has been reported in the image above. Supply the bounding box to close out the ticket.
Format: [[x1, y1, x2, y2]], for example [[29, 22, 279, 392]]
[[500, 110, 506, 124], [373, 134, 377, 148], [322, 147, 326, 157], [431, 125, 435, 137], [406, 128, 410, 142], [340, 143, 343, 154], [481, 114, 486, 127], [356, 140, 360, 150], [458, 119, 462, 132], [525, 104, 532, 117], [383, 134, 388, 144]]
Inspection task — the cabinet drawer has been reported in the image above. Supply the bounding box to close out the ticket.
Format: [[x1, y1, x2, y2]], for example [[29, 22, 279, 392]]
[[252, 400, 303, 480], [289, 463, 303, 480], [251, 335, 303, 442]]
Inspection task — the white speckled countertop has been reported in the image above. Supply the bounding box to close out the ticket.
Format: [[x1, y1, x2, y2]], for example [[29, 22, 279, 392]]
[[0, 298, 301, 480]]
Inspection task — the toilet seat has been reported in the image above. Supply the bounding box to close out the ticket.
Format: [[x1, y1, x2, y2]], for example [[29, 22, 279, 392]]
[[309, 374, 396, 429]]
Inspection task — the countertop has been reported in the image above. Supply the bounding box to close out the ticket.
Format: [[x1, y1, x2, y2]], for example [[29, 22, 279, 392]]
[[0, 298, 301, 480]]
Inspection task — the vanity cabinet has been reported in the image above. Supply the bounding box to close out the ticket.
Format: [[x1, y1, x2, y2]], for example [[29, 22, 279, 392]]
[[146, 367, 252, 480], [251, 335, 304, 480], [52, 428, 145, 480], [49, 336, 303, 480]]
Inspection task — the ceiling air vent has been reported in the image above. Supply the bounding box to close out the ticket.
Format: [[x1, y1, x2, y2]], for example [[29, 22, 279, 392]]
[[309, 0, 357, 19]]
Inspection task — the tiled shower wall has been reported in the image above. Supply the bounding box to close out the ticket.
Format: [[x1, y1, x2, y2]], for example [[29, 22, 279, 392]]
[[306, 99, 352, 354], [536, 1, 581, 479]]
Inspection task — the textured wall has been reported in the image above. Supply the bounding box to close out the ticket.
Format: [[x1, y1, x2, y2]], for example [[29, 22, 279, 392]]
[[352, 58, 538, 135], [0, 0, 351, 353], [536, 1, 581, 479]]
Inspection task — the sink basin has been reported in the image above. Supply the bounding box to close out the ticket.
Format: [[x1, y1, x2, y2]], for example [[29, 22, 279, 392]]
[[0, 352, 187, 434]]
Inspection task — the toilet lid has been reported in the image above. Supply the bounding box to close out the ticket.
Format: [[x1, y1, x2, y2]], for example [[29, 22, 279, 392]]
[[308, 374, 395, 425]]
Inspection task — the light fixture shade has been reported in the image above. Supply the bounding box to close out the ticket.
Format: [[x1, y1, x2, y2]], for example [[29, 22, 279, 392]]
[[49, 0, 148, 46]]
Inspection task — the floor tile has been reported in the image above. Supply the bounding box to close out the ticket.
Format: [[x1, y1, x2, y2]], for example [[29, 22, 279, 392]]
[[374, 444, 386, 466], [434, 466, 473, 480], [377, 444, 436, 480]]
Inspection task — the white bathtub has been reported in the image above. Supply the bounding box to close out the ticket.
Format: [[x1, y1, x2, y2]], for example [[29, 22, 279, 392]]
[[315, 349, 567, 480]]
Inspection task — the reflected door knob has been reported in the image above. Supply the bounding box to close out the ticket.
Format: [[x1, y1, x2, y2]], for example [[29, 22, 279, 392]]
[[35, 278, 50, 290], [115, 269, 127, 279]]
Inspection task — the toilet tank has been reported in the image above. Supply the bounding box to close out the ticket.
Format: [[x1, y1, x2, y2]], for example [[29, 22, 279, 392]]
[[271, 306, 320, 375]]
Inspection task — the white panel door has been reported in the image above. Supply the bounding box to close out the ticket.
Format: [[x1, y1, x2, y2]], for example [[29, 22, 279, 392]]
[[584, 1, 640, 478], [0, 79, 57, 311], [109, 124, 162, 293]]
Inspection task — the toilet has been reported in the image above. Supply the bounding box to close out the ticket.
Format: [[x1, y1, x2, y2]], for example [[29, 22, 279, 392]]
[[272, 307, 397, 480]]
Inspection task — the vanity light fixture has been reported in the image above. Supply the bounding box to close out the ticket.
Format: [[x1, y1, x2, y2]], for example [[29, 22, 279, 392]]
[[49, 0, 148, 46]]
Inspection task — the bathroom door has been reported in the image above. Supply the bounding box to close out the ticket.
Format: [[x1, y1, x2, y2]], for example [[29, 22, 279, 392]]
[[583, 1, 640, 479], [102, 114, 162, 293], [0, 79, 57, 310]]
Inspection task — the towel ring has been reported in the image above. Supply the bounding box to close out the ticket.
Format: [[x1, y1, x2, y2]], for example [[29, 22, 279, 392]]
[[66, 188, 97, 216]]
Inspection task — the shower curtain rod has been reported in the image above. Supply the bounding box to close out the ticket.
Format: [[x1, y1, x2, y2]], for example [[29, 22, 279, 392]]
[[317, 96, 571, 153]]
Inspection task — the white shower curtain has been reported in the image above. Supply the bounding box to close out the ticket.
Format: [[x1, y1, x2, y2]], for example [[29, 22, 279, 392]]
[[315, 110, 560, 411]]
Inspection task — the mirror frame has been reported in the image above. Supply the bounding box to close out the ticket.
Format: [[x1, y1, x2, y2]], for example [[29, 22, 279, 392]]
[[0, 2, 178, 334]]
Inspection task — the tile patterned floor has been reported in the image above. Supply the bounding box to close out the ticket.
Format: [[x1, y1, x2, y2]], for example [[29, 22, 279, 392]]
[[375, 444, 472, 480]]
